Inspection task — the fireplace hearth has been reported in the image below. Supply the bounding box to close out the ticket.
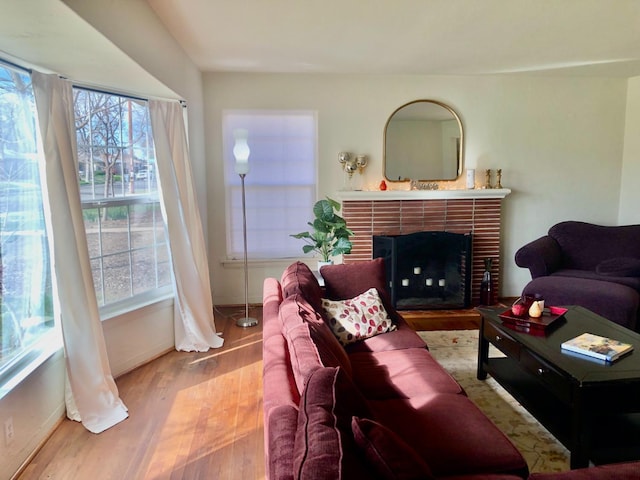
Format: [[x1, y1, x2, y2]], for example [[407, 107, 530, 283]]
[[374, 231, 472, 310]]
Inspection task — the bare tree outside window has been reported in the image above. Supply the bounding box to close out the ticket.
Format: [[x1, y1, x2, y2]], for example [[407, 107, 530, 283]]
[[73, 88, 170, 310]]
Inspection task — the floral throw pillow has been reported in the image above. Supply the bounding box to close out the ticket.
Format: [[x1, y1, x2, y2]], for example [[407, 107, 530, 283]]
[[321, 288, 396, 346]]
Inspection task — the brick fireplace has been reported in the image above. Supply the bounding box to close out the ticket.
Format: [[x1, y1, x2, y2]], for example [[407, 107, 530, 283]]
[[339, 189, 511, 306]]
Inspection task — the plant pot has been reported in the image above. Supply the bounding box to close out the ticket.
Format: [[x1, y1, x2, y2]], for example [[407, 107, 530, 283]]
[[317, 260, 334, 272]]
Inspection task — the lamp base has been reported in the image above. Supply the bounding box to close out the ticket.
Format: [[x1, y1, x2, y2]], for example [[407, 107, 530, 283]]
[[236, 316, 259, 328]]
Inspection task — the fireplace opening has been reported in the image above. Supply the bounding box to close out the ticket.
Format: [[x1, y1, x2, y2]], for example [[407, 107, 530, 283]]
[[373, 231, 472, 310]]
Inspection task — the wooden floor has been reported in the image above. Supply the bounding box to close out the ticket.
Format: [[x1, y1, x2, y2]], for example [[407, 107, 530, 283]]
[[17, 305, 266, 480], [16, 302, 509, 479]]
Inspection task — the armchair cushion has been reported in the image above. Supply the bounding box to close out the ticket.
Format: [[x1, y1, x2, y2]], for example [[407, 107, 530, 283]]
[[596, 257, 640, 277]]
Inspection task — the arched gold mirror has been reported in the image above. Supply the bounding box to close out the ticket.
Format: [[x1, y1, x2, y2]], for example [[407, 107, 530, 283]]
[[384, 100, 463, 182]]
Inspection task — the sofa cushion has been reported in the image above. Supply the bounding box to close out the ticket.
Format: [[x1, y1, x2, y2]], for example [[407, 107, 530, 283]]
[[285, 294, 353, 377], [368, 393, 529, 478], [321, 257, 388, 299], [280, 296, 354, 393], [320, 258, 405, 320], [351, 416, 434, 480], [321, 287, 396, 346], [345, 314, 427, 353], [281, 261, 323, 311], [293, 367, 375, 479], [596, 257, 640, 277], [349, 348, 464, 398]]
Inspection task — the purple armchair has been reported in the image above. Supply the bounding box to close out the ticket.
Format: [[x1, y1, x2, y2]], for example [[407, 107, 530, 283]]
[[515, 221, 640, 331]]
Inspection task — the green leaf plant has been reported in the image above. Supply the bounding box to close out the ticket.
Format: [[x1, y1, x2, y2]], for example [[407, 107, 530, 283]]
[[290, 197, 354, 262]]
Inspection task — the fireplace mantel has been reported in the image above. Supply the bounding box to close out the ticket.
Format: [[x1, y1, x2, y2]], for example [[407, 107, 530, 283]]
[[337, 188, 511, 201], [338, 188, 511, 305]]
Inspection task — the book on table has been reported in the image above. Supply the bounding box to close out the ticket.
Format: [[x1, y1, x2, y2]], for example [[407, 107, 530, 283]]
[[561, 332, 634, 362]]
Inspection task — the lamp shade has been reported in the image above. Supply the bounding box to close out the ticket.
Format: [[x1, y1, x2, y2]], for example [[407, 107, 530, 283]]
[[233, 128, 250, 175]]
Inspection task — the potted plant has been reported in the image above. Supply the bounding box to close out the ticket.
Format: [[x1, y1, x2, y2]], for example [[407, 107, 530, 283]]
[[290, 197, 353, 265]]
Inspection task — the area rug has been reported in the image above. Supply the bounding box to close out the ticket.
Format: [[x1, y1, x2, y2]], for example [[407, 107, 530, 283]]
[[418, 329, 570, 473]]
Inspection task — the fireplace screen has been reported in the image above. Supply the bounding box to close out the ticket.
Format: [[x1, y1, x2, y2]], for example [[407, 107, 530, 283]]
[[373, 231, 472, 310]]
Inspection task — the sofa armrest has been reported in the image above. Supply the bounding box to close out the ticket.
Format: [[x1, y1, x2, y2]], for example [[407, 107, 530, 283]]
[[515, 236, 563, 279]]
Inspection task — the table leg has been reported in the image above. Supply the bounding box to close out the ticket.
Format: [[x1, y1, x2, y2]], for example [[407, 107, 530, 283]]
[[477, 316, 489, 380], [569, 387, 590, 469]]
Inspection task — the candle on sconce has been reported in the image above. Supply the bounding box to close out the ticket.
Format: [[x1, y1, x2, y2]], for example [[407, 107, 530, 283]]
[[438, 279, 446, 287], [402, 279, 409, 287], [426, 278, 433, 286], [413, 267, 421, 275]]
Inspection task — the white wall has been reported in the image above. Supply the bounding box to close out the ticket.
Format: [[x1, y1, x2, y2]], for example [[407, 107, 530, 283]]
[[204, 73, 627, 303], [619, 76, 640, 224], [0, 351, 66, 479]]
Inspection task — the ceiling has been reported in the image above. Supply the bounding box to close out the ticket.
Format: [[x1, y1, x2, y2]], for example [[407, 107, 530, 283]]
[[147, 0, 640, 77], [0, 0, 176, 99]]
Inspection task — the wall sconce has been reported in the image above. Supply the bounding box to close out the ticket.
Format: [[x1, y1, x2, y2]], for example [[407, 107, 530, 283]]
[[339, 152, 368, 190], [338, 152, 355, 178], [355, 155, 368, 174]]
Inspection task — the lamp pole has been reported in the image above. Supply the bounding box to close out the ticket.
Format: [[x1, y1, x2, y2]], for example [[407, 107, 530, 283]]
[[233, 128, 258, 328], [237, 172, 257, 327]]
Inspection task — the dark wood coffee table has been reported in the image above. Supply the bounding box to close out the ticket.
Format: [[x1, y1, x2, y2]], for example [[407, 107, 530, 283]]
[[477, 305, 640, 469]]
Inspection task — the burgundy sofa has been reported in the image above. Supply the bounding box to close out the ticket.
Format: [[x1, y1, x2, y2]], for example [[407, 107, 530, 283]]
[[515, 221, 640, 331], [263, 259, 529, 479], [263, 259, 640, 479]]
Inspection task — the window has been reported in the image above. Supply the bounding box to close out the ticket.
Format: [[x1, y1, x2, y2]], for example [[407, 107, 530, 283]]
[[223, 111, 317, 259], [73, 88, 171, 311], [0, 63, 56, 386]]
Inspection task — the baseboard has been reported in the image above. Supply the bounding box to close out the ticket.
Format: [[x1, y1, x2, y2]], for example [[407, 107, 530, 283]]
[[401, 298, 514, 331], [401, 308, 481, 331]]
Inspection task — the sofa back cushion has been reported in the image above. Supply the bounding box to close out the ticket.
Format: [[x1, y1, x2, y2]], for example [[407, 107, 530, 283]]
[[280, 295, 352, 394], [549, 221, 640, 270], [320, 257, 388, 300], [320, 258, 402, 322], [293, 367, 375, 479], [281, 261, 323, 311]]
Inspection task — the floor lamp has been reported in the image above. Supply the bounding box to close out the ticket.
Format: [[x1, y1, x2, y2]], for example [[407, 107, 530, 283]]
[[233, 129, 258, 328]]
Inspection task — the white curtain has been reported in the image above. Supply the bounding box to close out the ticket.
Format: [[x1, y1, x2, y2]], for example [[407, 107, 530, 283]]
[[149, 100, 224, 351], [32, 72, 128, 434]]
